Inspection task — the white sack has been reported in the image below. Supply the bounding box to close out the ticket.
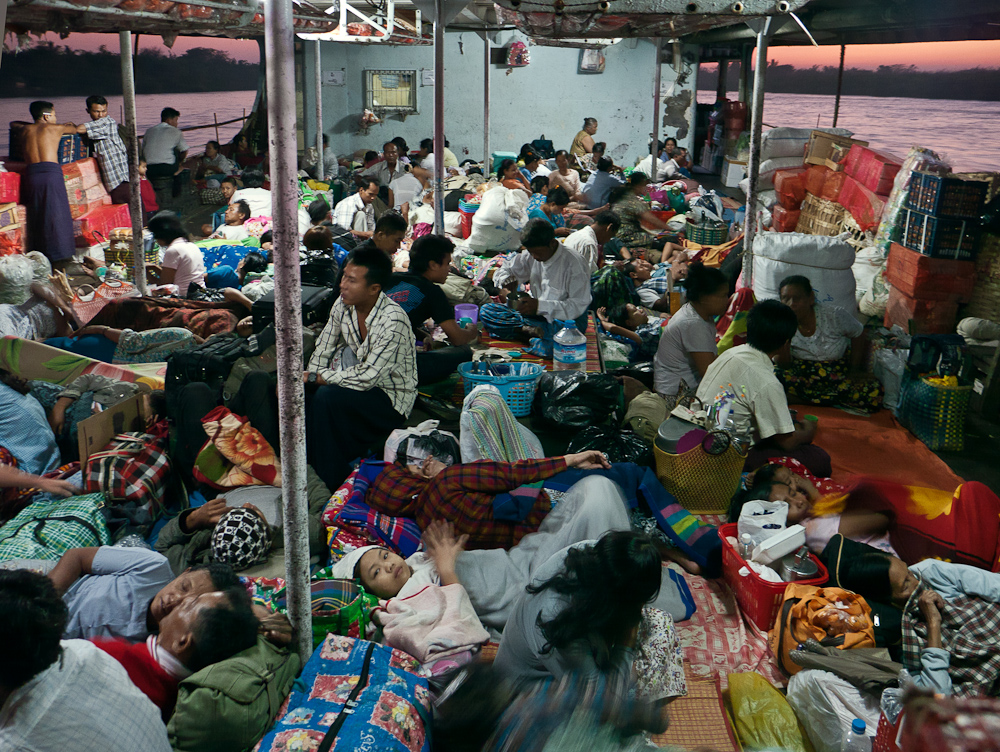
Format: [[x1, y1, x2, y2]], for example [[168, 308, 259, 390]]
[[467, 186, 528, 253], [787, 670, 880, 752], [852, 245, 886, 303], [761, 126, 853, 162], [873, 348, 909, 412], [752, 232, 858, 312]]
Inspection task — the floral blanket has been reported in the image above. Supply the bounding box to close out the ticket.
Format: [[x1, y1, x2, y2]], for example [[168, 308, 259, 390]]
[[193, 406, 281, 489]]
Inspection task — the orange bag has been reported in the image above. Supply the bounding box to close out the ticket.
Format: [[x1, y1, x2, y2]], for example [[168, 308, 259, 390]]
[[768, 584, 876, 676]]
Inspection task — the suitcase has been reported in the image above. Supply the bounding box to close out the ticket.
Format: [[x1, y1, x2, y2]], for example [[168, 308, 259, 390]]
[[164, 326, 276, 417], [251, 285, 335, 334], [299, 250, 339, 288]]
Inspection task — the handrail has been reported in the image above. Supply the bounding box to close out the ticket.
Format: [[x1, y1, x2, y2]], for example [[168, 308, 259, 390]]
[[178, 114, 248, 133]]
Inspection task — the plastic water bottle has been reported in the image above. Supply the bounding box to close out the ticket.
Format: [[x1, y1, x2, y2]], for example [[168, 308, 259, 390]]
[[739, 533, 754, 561], [553, 320, 587, 372], [841, 719, 871, 752]]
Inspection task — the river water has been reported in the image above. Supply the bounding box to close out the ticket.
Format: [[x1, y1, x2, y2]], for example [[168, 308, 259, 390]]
[[698, 90, 1000, 173], [1, 88, 997, 174], [0, 90, 258, 157]]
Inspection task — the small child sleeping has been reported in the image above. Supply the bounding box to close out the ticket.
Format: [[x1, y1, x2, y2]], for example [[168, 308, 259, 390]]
[[597, 304, 668, 362]]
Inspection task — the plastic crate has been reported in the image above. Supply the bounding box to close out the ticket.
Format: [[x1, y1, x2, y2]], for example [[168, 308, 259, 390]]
[[906, 171, 988, 220], [719, 522, 829, 632], [897, 374, 971, 451], [902, 209, 977, 261], [458, 361, 544, 417]]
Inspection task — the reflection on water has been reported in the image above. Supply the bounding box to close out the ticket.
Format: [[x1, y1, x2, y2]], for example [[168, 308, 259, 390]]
[[697, 90, 1000, 172]]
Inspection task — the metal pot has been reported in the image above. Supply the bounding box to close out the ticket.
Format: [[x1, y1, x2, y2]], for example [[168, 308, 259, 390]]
[[780, 546, 819, 582]]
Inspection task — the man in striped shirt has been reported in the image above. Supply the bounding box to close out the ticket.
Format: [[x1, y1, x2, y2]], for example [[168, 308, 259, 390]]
[[305, 246, 417, 488]]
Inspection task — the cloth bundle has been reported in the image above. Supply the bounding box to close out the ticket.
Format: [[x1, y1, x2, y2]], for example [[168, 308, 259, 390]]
[[193, 406, 282, 489]]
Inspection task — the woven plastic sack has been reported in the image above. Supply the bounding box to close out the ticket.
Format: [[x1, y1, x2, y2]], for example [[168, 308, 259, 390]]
[[653, 440, 744, 514], [730, 672, 814, 752], [0, 254, 34, 304]]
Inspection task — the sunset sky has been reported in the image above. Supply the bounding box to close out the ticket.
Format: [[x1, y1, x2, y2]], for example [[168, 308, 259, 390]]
[[21, 33, 1000, 71]]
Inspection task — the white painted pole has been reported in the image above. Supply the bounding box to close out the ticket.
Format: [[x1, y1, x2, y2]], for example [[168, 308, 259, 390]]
[[432, 0, 445, 233], [119, 30, 146, 295], [742, 19, 771, 285], [265, 0, 313, 659], [314, 40, 324, 182], [651, 38, 662, 175], [483, 33, 490, 170]]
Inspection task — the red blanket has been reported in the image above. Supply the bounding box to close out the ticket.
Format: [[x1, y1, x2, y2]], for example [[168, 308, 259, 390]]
[[88, 296, 241, 339]]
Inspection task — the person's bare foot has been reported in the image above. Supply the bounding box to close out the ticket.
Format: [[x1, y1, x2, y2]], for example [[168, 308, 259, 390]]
[[655, 539, 702, 576]]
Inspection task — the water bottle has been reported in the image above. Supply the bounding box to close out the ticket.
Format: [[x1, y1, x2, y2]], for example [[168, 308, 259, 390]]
[[553, 320, 587, 372], [841, 719, 870, 752], [739, 533, 754, 561]]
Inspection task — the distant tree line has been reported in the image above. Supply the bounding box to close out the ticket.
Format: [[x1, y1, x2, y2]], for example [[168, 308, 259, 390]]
[[0, 43, 259, 97], [699, 62, 1000, 102]]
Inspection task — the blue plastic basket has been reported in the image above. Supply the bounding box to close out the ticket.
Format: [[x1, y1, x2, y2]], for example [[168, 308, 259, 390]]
[[897, 374, 971, 451], [459, 361, 544, 417]]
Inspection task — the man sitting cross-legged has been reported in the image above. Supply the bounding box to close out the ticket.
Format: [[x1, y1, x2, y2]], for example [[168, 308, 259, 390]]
[[305, 245, 417, 489]]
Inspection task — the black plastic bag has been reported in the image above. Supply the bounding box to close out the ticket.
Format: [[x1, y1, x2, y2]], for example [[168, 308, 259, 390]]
[[534, 371, 622, 430], [566, 426, 652, 467]]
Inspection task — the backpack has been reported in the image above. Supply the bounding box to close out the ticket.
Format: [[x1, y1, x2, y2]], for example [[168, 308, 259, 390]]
[[164, 327, 276, 417], [0, 492, 111, 560], [531, 136, 555, 160], [167, 637, 301, 752], [768, 584, 877, 676], [83, 430, 171, 540], [256, 634, 430, 752]]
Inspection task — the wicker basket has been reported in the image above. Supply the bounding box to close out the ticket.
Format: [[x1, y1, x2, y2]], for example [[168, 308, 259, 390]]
[[839, 214, 872, 251], [897, 374, 972, 451], [653, 440, 744, 514], [795, 194, 847, 237], [685, 218, 728, 246], [964, 232, 1000, 321]]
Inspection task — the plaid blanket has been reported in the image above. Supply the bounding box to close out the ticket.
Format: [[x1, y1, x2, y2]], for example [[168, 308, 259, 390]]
[[0, 492, 110, 560], [332, 460, 423, 558], [902, 581, 1000, 697]]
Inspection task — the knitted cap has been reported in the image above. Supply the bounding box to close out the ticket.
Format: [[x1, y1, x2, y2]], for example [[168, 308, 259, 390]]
[[210, 507, 271, 571]]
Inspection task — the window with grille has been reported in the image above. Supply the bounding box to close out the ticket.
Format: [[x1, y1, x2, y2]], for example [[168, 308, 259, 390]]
[[363, 70, 418, 115]]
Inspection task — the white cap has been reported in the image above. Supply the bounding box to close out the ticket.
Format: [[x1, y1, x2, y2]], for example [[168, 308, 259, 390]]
[[329, 545, 380, 580]]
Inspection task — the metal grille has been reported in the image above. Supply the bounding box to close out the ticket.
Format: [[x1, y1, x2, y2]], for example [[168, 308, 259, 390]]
[[363, 69, 417, 114]]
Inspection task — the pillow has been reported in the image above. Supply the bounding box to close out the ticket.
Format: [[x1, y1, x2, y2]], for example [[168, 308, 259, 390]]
[[167, 636, 300, 752]]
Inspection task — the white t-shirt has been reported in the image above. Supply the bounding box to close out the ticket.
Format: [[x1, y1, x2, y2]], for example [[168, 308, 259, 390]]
[[790, 303, 864, 362], [210, 223, 250, 242], [389, 173, 423, 211], [695, 344, 795, 441], [654, 302, 718, 395], [142, 122, 188, 166], [398, 553, 441, 600], [231, 187, 272, 219], [562, 225, 600, 273], [162, 238, 206, 296]]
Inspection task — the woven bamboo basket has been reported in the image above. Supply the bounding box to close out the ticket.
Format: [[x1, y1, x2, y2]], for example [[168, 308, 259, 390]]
[[840, 214, 873, 251], [795, 194, 847, 237], [965, 232, 1000, 320]]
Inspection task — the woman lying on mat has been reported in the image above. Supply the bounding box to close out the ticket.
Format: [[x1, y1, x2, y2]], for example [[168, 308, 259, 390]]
[[734, 459, 1000, 571], [820, 536, 1000, 696], [775, 275, 883, 414]]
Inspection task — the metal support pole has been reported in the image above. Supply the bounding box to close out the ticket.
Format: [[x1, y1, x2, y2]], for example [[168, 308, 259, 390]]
[[483, 33, 490, 169], [313, 40, 324, 182], [742, 18, 771, 285], [832, 43, 846, 128], [265, 0, 313, 660], [0, 0, 9, 75], [651, 38, 662, 175], [716, 59, 728, 102], [432, 0, 445, 233], [119, 30, 146, 295], [737, 45, 751, 103]]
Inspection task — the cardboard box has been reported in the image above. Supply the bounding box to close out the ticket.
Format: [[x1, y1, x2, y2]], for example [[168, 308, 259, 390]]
[[804, 130, 868, 167], [0, 171, 20, 204], [885, 242, 975, 302], [61, 158, 102, 189], [74, 203, 131, 247], [722, 157, 746, 188], [0, 203, 17, 230], [77, 392, 152, 465]]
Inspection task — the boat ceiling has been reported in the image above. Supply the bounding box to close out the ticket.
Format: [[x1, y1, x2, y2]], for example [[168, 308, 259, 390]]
[[682, 0, 1000, 46]]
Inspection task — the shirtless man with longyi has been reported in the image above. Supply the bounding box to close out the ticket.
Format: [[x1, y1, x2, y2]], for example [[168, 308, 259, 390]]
[[20, 101, 78, 270]]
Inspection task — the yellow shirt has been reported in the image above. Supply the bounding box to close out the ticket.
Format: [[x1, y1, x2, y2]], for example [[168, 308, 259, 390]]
[[570, 130, 590, 157]]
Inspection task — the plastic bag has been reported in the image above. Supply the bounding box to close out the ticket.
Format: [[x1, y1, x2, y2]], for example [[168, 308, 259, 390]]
[[384, 420, 461, 467], [534, 371, 622, 430], [873, 348, 908, 412], [566, 426, 651, 466], [0, 254, 34, 305], [787, 669, 879, 752], [729, 672, 814, 752], [737, 500, 789, 547]]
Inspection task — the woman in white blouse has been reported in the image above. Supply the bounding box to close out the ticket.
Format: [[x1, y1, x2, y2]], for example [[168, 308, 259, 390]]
[[777, 275, 883, 413]]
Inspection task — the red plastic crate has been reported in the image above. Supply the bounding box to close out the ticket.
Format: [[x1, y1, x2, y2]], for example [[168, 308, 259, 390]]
[[0, 171, 20, 204], [73, 203, 131, 247], [719, 522, 829, 632], [838, 175, 886, 231], [886, 243, 975, 303], [884, 286, 959, 335]]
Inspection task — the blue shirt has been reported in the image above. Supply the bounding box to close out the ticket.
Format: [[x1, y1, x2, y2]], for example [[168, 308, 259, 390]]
[[581, 170, 624, 210], [0, 381, 59, 476]]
